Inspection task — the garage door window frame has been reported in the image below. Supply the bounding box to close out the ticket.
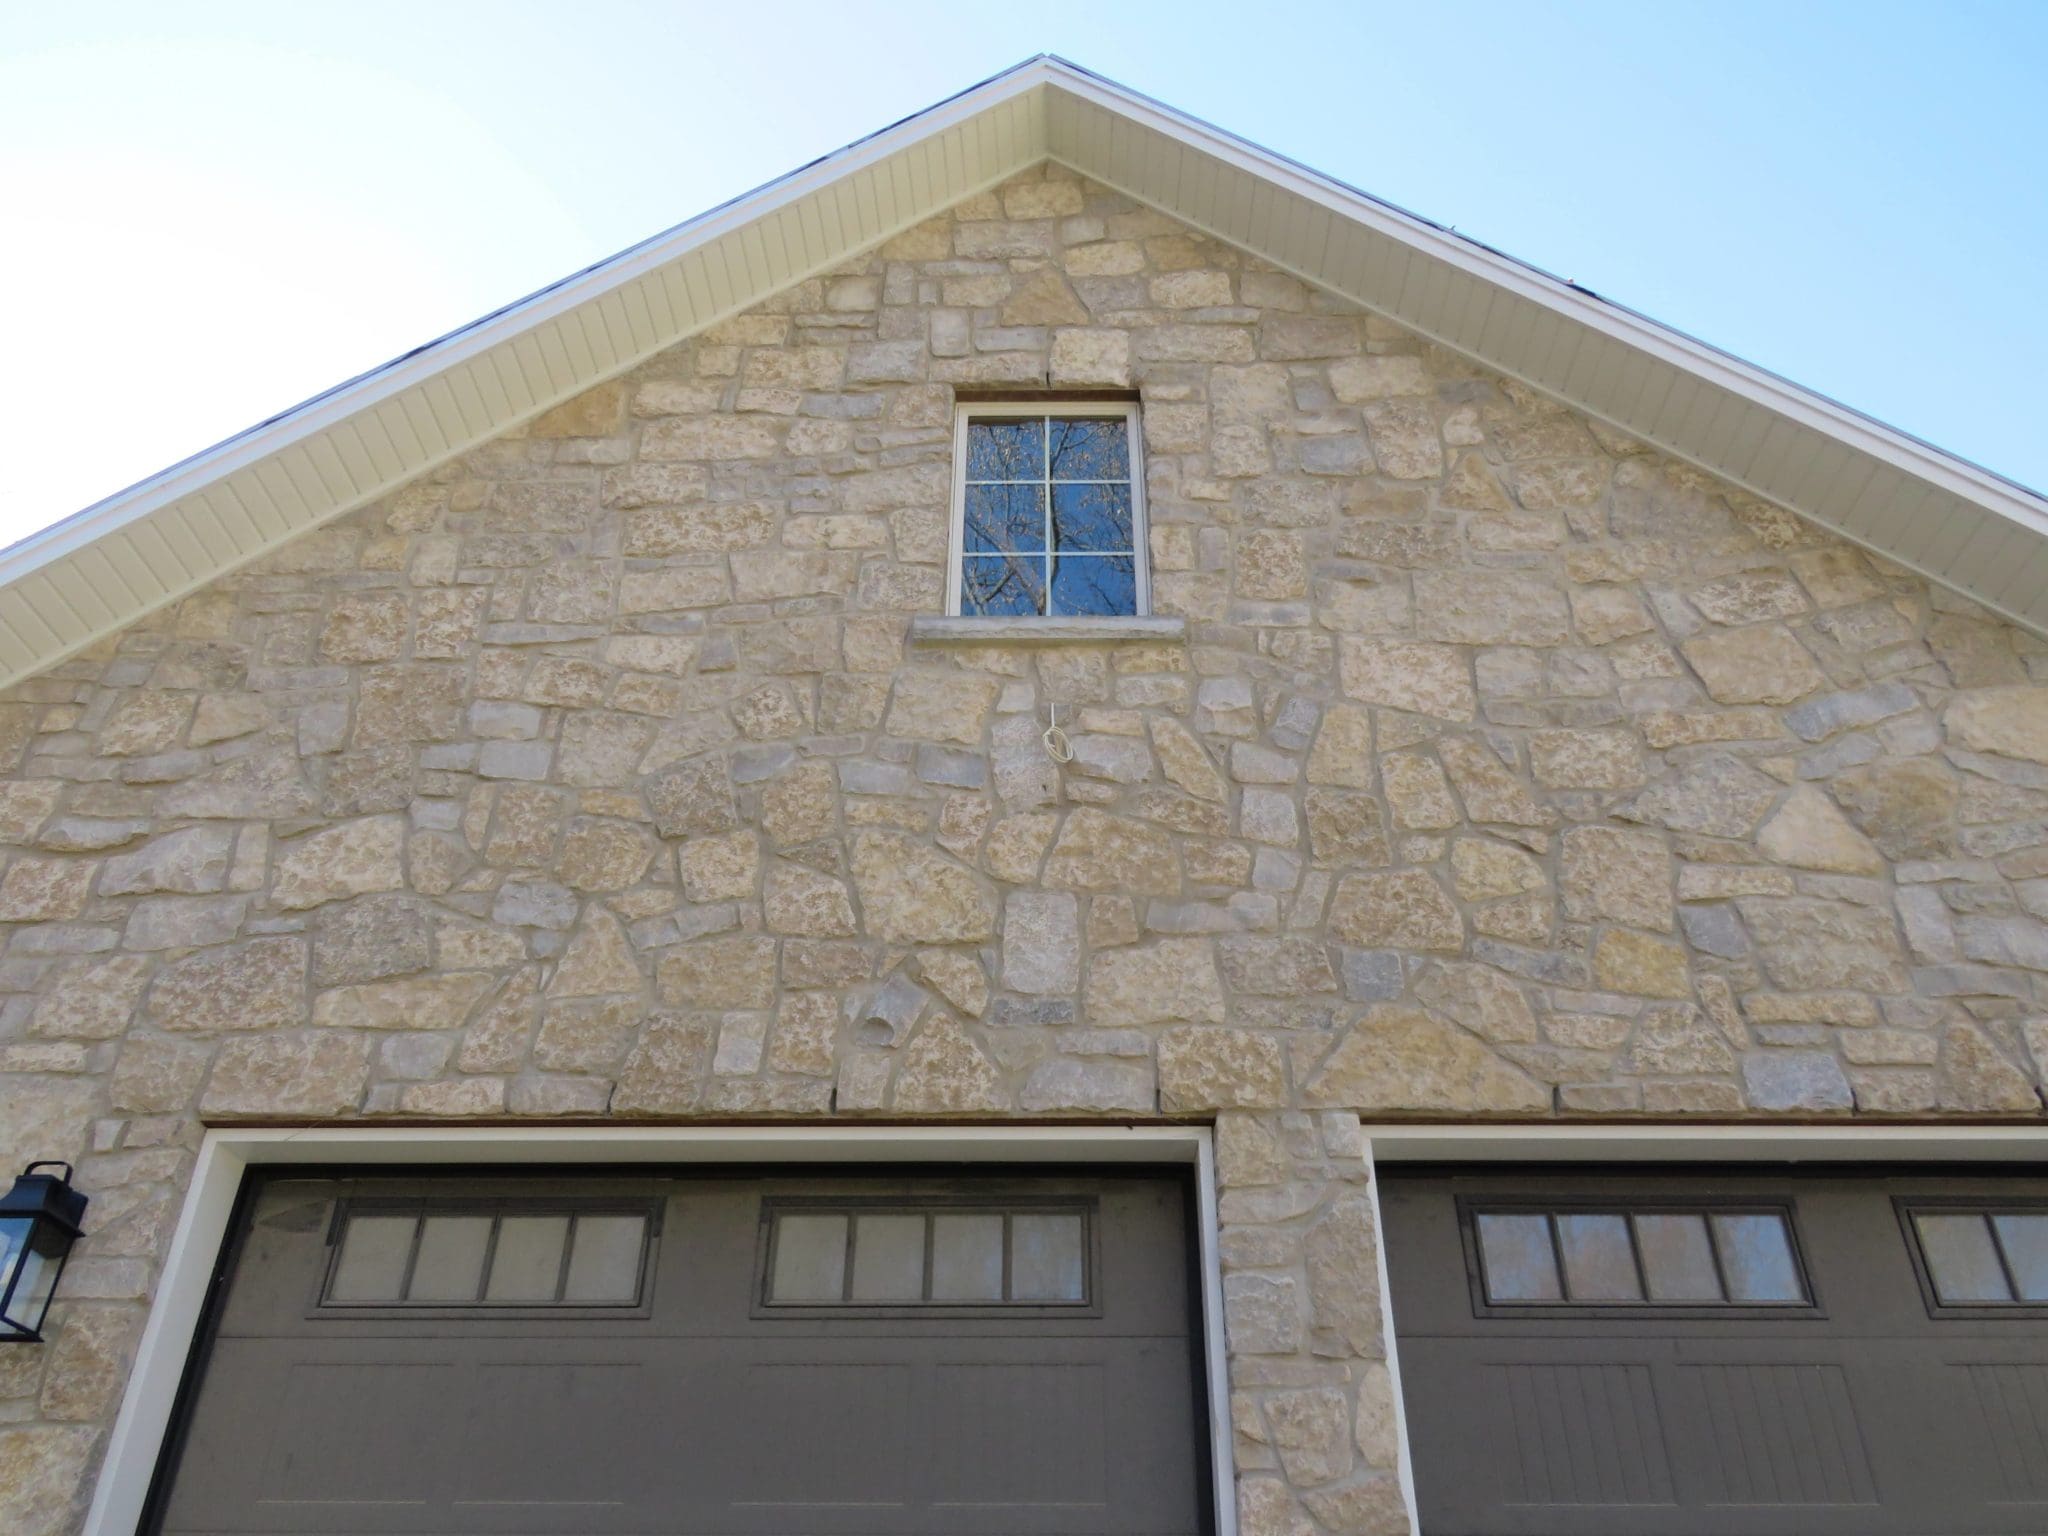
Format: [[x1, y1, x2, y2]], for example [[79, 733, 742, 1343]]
[[85, 1124, 1235, 1536], [1894, 1193, 2048, 1316]]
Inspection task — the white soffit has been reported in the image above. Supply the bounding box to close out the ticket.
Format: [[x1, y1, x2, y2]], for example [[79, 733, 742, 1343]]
[[4, 56, 2044, 687]]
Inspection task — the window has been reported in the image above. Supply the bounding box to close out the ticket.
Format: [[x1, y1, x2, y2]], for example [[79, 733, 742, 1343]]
[[1903, 1202, 2048, 1308], [1466, 1202, 1809, 1310], [760, 1200, 1092, 1306], [948, 402, 1146, 618], [322, 1201, 654, 1308]]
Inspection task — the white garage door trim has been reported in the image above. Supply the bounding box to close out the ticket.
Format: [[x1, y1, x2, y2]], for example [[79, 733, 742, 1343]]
[[1358, 1124, 2048, 1536], [89, 1124, 1234, 1536]]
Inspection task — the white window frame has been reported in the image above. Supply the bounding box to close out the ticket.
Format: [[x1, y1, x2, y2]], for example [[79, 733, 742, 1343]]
[[83, 1124, 1232, 1536], [946, 399, 1150, 618]]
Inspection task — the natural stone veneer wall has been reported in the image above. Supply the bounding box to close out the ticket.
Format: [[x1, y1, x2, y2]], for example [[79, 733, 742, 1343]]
[[2, 160, 2046, 1533]]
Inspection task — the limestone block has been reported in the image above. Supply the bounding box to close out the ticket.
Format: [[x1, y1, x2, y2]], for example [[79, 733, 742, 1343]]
[[1338, 639, 1474, 721], [1304, 1007, 1549, 1113], [1328, 871, 1463, 952], [272, 816, 405, 910], [1158, 1027, 1287, 1110], [202, 1031, 372, 1116], [1085, 940, 1226, 1026]]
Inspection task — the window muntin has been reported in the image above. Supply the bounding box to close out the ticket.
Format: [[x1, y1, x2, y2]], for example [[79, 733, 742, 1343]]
[[950, 404, 1145, 618], [1906, 1205, 2048, 1307], [323, 1202, 653, 1308], [1471, 1204, 1809, 1309], [761, 1202, 1091, 1307]]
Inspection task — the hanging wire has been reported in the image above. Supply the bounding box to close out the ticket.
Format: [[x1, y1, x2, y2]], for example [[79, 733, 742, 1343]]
[[1041, 702, 1074, 764]]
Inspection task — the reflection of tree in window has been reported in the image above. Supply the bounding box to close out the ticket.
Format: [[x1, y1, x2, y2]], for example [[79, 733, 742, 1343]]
[[962, 415, 1135, 617]]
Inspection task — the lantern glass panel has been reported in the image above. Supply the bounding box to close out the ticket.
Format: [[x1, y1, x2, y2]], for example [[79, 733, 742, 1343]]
[[0, 1215, 65, 1336]]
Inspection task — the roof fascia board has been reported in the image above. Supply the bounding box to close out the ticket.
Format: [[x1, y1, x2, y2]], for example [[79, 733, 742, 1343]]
[[1037, 60, 2048, 539], [0, 60, 1064, 594]]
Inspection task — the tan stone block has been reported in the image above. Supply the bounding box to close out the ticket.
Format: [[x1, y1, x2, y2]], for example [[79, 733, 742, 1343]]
[[189, 693, 270, 746], [1414, 570, 1569, 647], [312, 972, 495, 1031], [527, 381, 625, 437], [1329, 354, 1431, 402], [1528, 729, 1646, 789], [1043, 807, 1180, 894], [1305, 1006, 1548, 1112], [153, 938, 307, 1033], [1085, 940, 1226, 1026], [1415, 962, 1538, 1044], [97, 692, 192, 756], [1338, 639, 1474, 720], [548, 910, 643, 998], [1738, 897, 1910, 992], [1328, 870, 1463, 951], [1380, 751, 1460, 831], [657, 937, 778, 1010], [0, 855, 93, 920], [1048, 328, 1131, 387], [0, 1424, 101, 1536], [272, 816, 405, 910], [892, 1015, 1006, 1113], [533, 996, 638, 1072], [768, 992, 839, 1077], [32, 955, 151, 1040], [1159, 1027, 1288, 1110], [640, 415, 780, 460], [1149, 716, 1226, 800], [1594, 930, 1692, 998], [885, 670, 998, 746], [1428, 731, 1540, 819], [1680, 624, 1825, 705], [320, 592, 408, 663], [1451, 837, 1545, 901], [622, 500, 776, 555], [850, 832, 996, 943], [678, 828, 760, 903], [1757, 785, 1884, 874], [1305, 704, 1373, 789], [202, 1031, 371, 1117], [398, 1078, 508, 1116], [1363, 398, 1443, 479], [1560, 826, 1672, 931], [985, 812, 1058, 883], [110, 1036, 211, 1113], [1946, 686, 2048, 765], [612, 1014, 716, 1113], [764, 861, 858, 937], [556, 818, 655, 892], [760, 760, 838, 847], [1304, 788, 1390, 865]]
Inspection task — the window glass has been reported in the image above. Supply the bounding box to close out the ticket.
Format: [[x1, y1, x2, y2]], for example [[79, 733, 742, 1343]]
[[1476, 1214, 1562, 1302], [407, 1215, 491, 1302], [330, 1214, 415, 1302], [1473, 1205, 1807, 1308], [1011, 1213, 1085, 1301], [958, 412, 1139, 618], [765, 1204, 1094, 1306], [771, 1213, 849, 1302], [1048, 417, 1130, 480], [1991, 1214, 2048, 1302], [1049, 554, 1137, 618], [1635, 1214, 1722, 1302], [486, 1215, 570, 1302], [1712, 1213, 1805, 1303], [966, 418, 1043, 480], [1918, 1213, 2013, 1303], [931, 1214, 1006, 1301], [1556, 1214, 1642, 1301], [563, 1214, 648, 1304], [850, 1214, 926, 1302]]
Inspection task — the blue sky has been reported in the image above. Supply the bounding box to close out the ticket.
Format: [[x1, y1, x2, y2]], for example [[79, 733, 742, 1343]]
[[3, 1, 2042, 545]]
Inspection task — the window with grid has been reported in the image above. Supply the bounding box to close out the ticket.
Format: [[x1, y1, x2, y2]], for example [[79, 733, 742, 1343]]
[[949, 403, 1145, 618], [322, 1201, 654, 1308], [1466, 1202, 1811, 1309], [761, 1201, 1091, 1306], [1904, 1202, 2048, 1308]]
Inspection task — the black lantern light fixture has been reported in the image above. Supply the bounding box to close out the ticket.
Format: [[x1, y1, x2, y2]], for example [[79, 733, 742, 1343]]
[[0, 1161, 88, 1342]]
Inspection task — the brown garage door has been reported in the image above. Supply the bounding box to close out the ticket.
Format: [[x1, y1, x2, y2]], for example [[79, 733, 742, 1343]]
[[148, 1169, 1209, 1536], [1382, 1166, 2048, 1536]]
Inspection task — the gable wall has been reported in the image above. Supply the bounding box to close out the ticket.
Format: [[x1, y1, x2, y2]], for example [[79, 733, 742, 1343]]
[[3, 162, 2048, 1535]]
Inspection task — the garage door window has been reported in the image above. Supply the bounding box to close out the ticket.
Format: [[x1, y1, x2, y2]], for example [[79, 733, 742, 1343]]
[[1904, 1202, 2048, 1307], [324, 1203, 653, 1307], [762, 1201, 1091, 1307], [1469, 1203, 1809, 1309]]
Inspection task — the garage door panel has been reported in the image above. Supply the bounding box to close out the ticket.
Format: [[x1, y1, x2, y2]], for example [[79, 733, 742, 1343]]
[[1385, 1168, 2048, 1536], [153, 1171, 1205, 1536]]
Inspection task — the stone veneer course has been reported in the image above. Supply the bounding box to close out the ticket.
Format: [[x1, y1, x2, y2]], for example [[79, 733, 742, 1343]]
[[3, 162, 2048, 1536]]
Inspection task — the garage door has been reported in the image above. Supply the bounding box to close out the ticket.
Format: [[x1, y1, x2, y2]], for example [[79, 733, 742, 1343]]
[[149, 1170, 1208, 1536], [1382, 1167, 2048, 1536]]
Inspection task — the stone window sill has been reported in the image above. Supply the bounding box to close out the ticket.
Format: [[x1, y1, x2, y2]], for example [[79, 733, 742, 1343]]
[[909, 615, 1187, 646]]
